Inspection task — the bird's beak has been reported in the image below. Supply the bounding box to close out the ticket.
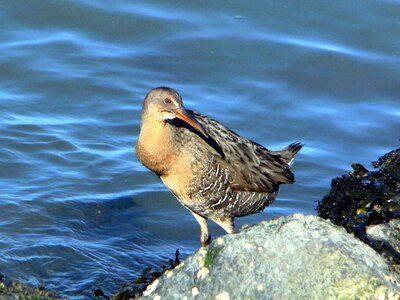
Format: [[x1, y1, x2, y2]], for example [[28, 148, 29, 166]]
[[174, 108, 208, 137]]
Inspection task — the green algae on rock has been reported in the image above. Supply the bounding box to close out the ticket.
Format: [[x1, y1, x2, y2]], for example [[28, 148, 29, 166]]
[[204, 245, 223, 268]]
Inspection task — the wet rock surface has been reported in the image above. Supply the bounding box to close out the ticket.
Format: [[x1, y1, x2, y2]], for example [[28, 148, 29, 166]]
[[139, 214, 400, 300]]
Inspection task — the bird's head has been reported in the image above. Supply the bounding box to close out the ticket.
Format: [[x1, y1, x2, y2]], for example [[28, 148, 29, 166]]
[[142, 87, 208, 137]]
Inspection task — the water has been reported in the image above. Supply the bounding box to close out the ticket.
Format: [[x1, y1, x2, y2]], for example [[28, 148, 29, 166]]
[[1, 1, 399, 298]]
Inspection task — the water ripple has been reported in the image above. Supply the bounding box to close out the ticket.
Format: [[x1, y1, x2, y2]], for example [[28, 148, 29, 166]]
[[0, 1, 399, 299]]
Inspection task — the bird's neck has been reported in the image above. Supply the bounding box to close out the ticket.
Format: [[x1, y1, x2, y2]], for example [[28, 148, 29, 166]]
[[136, 116, 176, 175]]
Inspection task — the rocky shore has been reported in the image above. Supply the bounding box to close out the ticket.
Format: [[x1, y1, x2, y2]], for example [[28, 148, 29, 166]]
[[2, 148, 399, 299], [115, 147, 400, 299]]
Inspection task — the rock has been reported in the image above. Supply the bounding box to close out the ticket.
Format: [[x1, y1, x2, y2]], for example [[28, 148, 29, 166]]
[[367, 219, 400, 253], [0, 273, 64, 300], [367, 219, 400, 274], [139, 214, 400, 299]]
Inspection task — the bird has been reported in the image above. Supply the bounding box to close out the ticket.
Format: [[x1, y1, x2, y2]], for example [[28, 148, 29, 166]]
[[135, 87, 303, 246]]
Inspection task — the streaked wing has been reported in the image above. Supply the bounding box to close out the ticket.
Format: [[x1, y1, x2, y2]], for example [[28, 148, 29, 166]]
[[194, 112, 294, 193]]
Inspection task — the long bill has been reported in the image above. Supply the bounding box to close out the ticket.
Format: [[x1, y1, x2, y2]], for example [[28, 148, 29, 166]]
[[174, 108, 208, 137]]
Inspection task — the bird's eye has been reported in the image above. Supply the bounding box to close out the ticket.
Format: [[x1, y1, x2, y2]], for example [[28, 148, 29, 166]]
[[164, 97, 172, 104]]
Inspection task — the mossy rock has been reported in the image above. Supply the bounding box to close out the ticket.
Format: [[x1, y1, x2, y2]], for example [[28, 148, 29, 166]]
[[204, 245, 223, 268]]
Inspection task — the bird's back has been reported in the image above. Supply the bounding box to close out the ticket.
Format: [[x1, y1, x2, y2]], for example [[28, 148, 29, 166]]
[[193, 112, 301, 191], [169, 111, 302, 218]]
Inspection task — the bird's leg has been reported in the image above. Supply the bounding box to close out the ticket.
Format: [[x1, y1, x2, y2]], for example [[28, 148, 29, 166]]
[[213, 216, 237, 234], [191, 211, 211, 247]]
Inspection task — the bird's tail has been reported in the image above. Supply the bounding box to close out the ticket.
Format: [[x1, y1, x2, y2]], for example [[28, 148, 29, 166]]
[[273, 141, 303, 166]]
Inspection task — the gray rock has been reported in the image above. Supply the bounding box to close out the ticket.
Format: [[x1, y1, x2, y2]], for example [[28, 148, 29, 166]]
[[367, 219, 400, 255], [366, 219, 400, 276], [141, 214, 400, 300]]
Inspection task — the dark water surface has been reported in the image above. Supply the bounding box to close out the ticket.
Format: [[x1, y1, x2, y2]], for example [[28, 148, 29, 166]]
[[1, 1, 399, 298]]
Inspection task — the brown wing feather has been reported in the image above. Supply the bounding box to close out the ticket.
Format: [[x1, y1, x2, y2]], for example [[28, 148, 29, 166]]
[[193, 112, 298, 193]]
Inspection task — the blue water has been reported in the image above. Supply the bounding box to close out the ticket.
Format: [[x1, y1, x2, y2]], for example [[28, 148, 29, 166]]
[[1, 1, 399, 298]]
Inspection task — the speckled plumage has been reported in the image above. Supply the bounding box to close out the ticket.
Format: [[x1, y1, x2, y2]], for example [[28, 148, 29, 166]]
[[136, 87, 302, 246]]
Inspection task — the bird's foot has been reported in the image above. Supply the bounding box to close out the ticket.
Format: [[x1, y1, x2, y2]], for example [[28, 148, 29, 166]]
[[200, 234, 211, 247]]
